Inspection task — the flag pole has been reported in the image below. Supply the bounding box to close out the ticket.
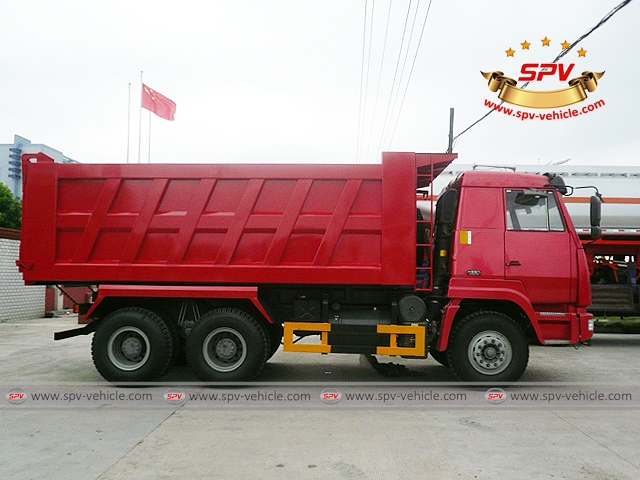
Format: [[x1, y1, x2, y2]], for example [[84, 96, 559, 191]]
[[137, 71, 143, 164], [126, 83, 131, 164], [148, 111, 152, 163]]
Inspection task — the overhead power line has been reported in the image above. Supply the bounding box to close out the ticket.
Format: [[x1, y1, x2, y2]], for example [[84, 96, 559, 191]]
[[366, 0, 414, 164], [356, 0, 375, 163], [451, 0, 635, 150], [361, 0, 394, 164], [383, 0, 433, 154], [355, 0, 434, 163]]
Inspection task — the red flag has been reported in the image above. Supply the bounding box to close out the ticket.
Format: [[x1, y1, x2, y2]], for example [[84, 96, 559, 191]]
[[142, 83, 176, 121]]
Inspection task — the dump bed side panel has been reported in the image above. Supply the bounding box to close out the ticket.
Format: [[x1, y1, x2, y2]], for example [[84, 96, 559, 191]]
[[20, 153, 432, 286]]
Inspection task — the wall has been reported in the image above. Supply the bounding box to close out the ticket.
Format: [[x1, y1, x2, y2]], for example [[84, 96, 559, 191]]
[[0, 228, 45, 321]]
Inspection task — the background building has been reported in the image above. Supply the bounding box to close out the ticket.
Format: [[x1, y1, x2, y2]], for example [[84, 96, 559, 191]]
[[0, 134, 76, 199]]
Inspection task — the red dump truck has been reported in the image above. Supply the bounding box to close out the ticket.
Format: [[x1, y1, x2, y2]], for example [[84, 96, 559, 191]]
[[18, 151, 598, 382]]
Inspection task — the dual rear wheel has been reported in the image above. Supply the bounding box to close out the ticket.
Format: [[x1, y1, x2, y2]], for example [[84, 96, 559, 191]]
[[92, 308, 173, 383], [92, 307, 281, 383], [185, 308, 269, 382]]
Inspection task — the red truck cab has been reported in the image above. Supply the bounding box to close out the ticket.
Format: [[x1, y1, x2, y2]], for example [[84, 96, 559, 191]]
[[420, 171, 594, 380]]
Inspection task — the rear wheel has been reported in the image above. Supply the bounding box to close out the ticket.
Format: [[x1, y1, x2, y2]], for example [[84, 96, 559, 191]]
[[186, 308, 269, 381], [447, 311, 528, 382], [91, 308, 174, 382]]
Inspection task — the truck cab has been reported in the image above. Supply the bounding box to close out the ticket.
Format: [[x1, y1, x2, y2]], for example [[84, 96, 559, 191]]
[[422, 170, 594, 380]]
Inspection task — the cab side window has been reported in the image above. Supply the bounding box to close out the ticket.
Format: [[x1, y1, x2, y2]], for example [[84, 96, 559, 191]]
[[506, 190, 565, 232]]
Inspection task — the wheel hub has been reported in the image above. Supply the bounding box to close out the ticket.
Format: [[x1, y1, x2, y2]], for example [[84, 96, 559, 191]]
[[467, 330, 513, 375], [484, 346, 498, 360], [107, 326, 151, 372], [215, 338, 238, 360], [202, 327, 247, 373], [121, 337, 143, 359]]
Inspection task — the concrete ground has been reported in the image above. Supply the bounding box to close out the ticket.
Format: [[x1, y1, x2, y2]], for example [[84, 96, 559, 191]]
[[1, 315, 640, 479]]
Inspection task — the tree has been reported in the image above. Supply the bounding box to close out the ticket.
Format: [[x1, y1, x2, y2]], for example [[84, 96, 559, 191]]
[[0, 182, 21, 230]]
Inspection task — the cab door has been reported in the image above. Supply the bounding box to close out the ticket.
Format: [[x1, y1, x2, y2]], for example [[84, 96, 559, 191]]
[[504, 189, 572, 307]]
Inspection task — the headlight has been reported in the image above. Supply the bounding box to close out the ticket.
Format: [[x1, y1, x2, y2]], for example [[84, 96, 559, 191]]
[[588, 319, 594, 332]]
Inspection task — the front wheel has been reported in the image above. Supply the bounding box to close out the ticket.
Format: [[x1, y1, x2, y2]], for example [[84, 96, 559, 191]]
[[447, 311, 529, 382], [186, 308, 269, 382]]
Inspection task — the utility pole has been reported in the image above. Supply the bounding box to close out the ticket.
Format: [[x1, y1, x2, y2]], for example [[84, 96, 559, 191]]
[[447, 107, 455, 153]]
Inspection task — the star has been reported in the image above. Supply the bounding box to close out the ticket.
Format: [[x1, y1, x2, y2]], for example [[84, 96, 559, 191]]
[[521, 40, 531, 50], [561, 40, 571, 50], [541, 36, 551, 46], [506, 47, 515, 57], [577, 48, 587, 57]]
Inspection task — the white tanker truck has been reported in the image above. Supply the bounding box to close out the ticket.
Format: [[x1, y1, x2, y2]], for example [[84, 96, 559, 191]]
[[422, 163, 640, 317]]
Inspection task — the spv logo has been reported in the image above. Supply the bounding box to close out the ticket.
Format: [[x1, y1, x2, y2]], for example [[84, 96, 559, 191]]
[[164, 389, 186, 405], [482, 36, 604, 111], [6, 389, 27, 405], [485, 388, 507, 405], [320, 388, 342, 405], [518, 63, 576, 82]]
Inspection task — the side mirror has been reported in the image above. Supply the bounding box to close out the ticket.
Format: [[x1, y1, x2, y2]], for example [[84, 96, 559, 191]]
[[590, 195, 601, 239], [545, 173, 568, 195]]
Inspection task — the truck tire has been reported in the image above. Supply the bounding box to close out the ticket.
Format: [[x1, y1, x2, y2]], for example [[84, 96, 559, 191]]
[[91, 308, 174, 382], [447, 311, 529, 382], [186, 308, 269, 381], [266, 322, 283, 360]]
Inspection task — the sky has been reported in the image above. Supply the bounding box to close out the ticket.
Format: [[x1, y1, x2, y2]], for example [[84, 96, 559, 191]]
[[1, 0, 638, 167]]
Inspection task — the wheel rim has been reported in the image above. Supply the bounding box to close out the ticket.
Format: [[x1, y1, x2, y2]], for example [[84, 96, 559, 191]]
[[202, 327, 247, 372], [467, 330, 512, 376], [107, 326, 151, 371]]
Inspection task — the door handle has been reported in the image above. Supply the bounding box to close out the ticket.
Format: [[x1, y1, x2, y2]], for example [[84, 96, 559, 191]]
[[506, 261, 521, 266]]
